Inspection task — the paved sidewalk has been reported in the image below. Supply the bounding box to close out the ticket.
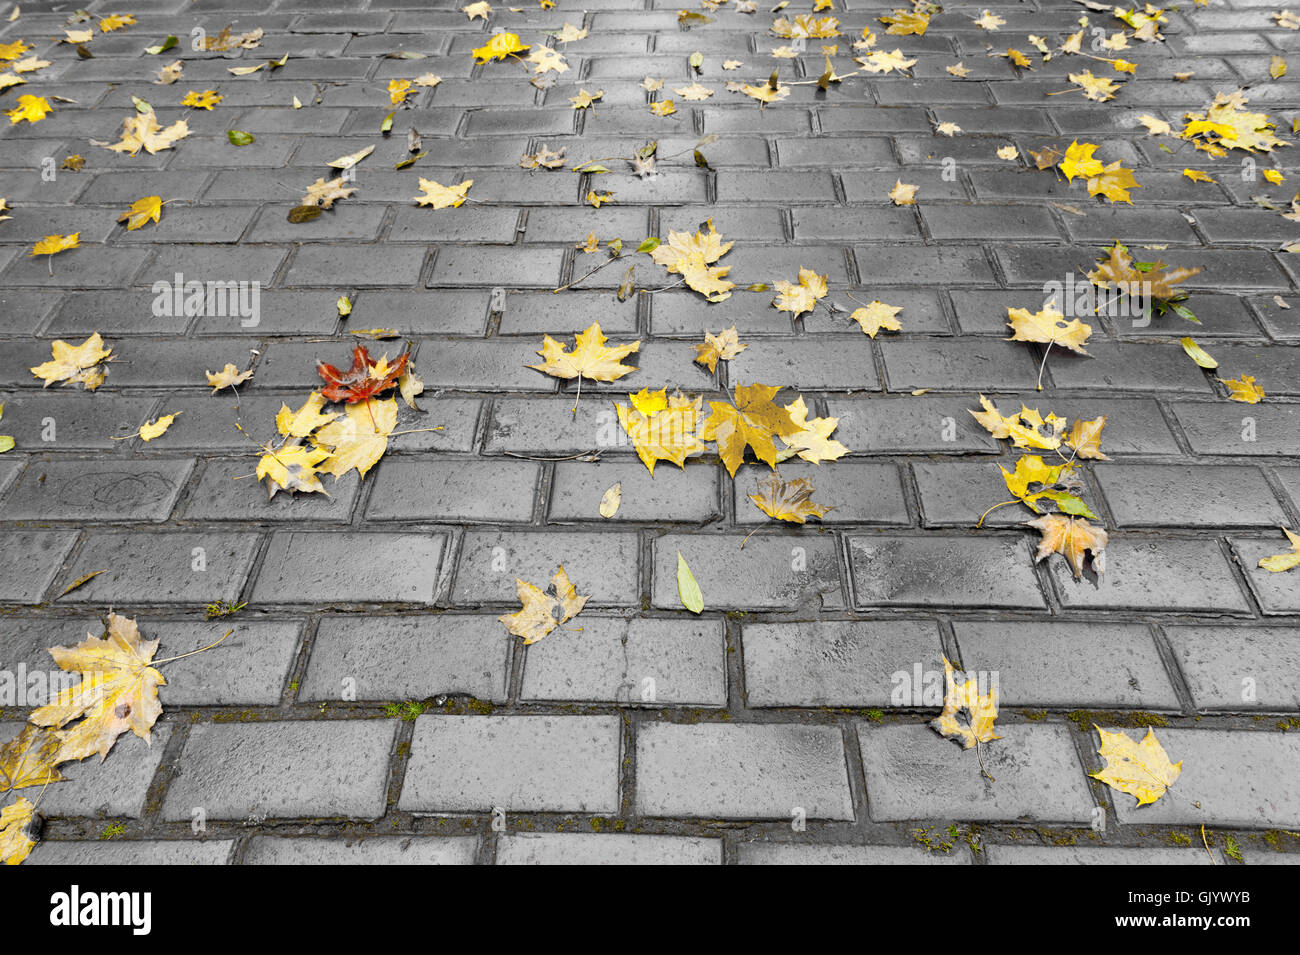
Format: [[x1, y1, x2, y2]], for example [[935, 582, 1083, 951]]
[[2, 0, 1299, 865]]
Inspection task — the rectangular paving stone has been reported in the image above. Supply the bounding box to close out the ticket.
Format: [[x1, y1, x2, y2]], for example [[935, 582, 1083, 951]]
[[243, 836, 477, 865], [1165, 625, 1300, 711], [182, 459, 362, 523], [736, 843, 970, 865], [1105, 728, 1300, 828], [726, 338, 879, 390], [734, 460, 910, 525], [1046, 538, 1250, 613], [418, 339, 557, 392], [860, 723, 1095, 823], [398, 715, 621, 813], [365, 458, 541, 523], [163, 720, 398, 821], [55, 531, 260, 605], [496, 834, 721, 865], [826, 395, 1002, 455], [651, 533, 845, 611], [285, 245, 426, 287], [848, 535, 1048, 609], [0, 530, 77, 604], [520, 616, 726, 706], [454, 529, 639, 606], [483, 397, 637, 456], [1046, 342, 1215, 393], [549, 460, 721, 524], [0, 457, 194, 521], [300, 615, 510, 703], [879, 339, 1041, 391], [252, 531, 446, 604], [1094, 463, 1287, 528], [636, 722, 854, 820], [1231, 536, 1300, 615], [27, 841, 234, 865], [952, 621, 1180, 710], [985, 846, 1218, 865], [1172, 402, 1300, 456], [743, 620, 944, 708]]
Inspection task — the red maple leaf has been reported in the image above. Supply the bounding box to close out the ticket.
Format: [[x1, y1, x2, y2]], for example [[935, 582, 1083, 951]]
[[316, 345, 409, 403]]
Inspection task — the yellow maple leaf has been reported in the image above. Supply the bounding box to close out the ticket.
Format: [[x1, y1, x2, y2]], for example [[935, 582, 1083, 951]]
[[414, 177, 473, 208], [649, 218, 735, 302], [117, 195, 164, 231], [1263, 169, 1285, 185], [206, 363, 253, 392], [931, 656, 1001, 751], [586, 190, 614, 207], [0, 39, 30, 60], [974, 9, 1005, 29], [0, 797, 38, 866], [1090, 726, 1182, 807], [498, 567, 589, 644], [1139, 114, 1172, 136], [12, 56, 49, 73], [5, 92, 48, 124], [1059, 140, 1104, 181], [530, 322, 640, 389], [180, 89, 221, 110], [258, 441, 333, 496], [30, 231, 80, 259], [570, 88, 603, 109], [856, 48, 915, 74], [701, 382, 800, 476], [0, 73, 25, 92], [878, 9, 929, 34], [773, 267, 828, 317], [674, 81, 714, 101], [472, 31, 528, 62], [462, 1, 492, 19], [1219, 374, 1265, 403], [29, 613, 165, 763], [850, 300, 902, 337], [312, 397, 398, 479], [553, 22, 589, 42], [749, 473, 832, 523], [98, 13, 136, 32], [616, 391, 706, 474], [778, 395, 849, 463], [772, 14, 841, 38], [31, 331, 110, 390], [1006, 303, 1091, 354], [387, 79, 413, 104], [650, 99, 677, 116], [1087, 159, 1140, 203], [1183, 167, 1216, 183], [1069, 69, 1120, 102], [889, 179, 917, 204], [694, 325, 747, 371], [1064, 415, 1109, 460], [527, 46, 567, 74], [302, 176, 356, 209], [1027, 513, 1108, 579]]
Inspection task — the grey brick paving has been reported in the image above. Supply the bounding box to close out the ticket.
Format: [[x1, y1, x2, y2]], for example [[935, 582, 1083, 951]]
[[3, 0, 1300, 866]]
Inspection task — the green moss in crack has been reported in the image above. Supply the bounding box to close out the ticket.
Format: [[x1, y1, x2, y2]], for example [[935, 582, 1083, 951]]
[[1224, 836, 1243, 862], [1066, 710, 1170, 732], [385, 701, 427, 721], [1020, 709, 1048, 721], [99, 822, 125, 840]]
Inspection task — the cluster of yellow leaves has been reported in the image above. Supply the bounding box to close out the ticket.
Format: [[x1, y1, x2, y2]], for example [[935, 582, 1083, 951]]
[[30, 332, 110, 391], [649, 218, 736, 302], [771, 14, 841, 38], [1058, 140, 1139, 203], [970, 395, 1107, 460], [1181, 90, 1289, 155]]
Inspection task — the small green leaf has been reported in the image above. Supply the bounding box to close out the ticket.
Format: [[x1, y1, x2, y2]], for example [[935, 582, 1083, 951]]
[[636, 236, 660, 254], [689, 51, 704, 72], [676, 551, 703, 614], [0, 435, 13, 454], [131, 95, 152, 114], [574, 162, 610, 173], [381, 111, 395, 134], [1037, 491, 1097, 520], [337, 295, 352, 317], [227, 129, 255, 146], [268, 53, 289, 69], [395, 151, 427, 169], [287, 205, 322, 223], [1170, 303, 1200, 324], [145, 35, 178, 55]]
